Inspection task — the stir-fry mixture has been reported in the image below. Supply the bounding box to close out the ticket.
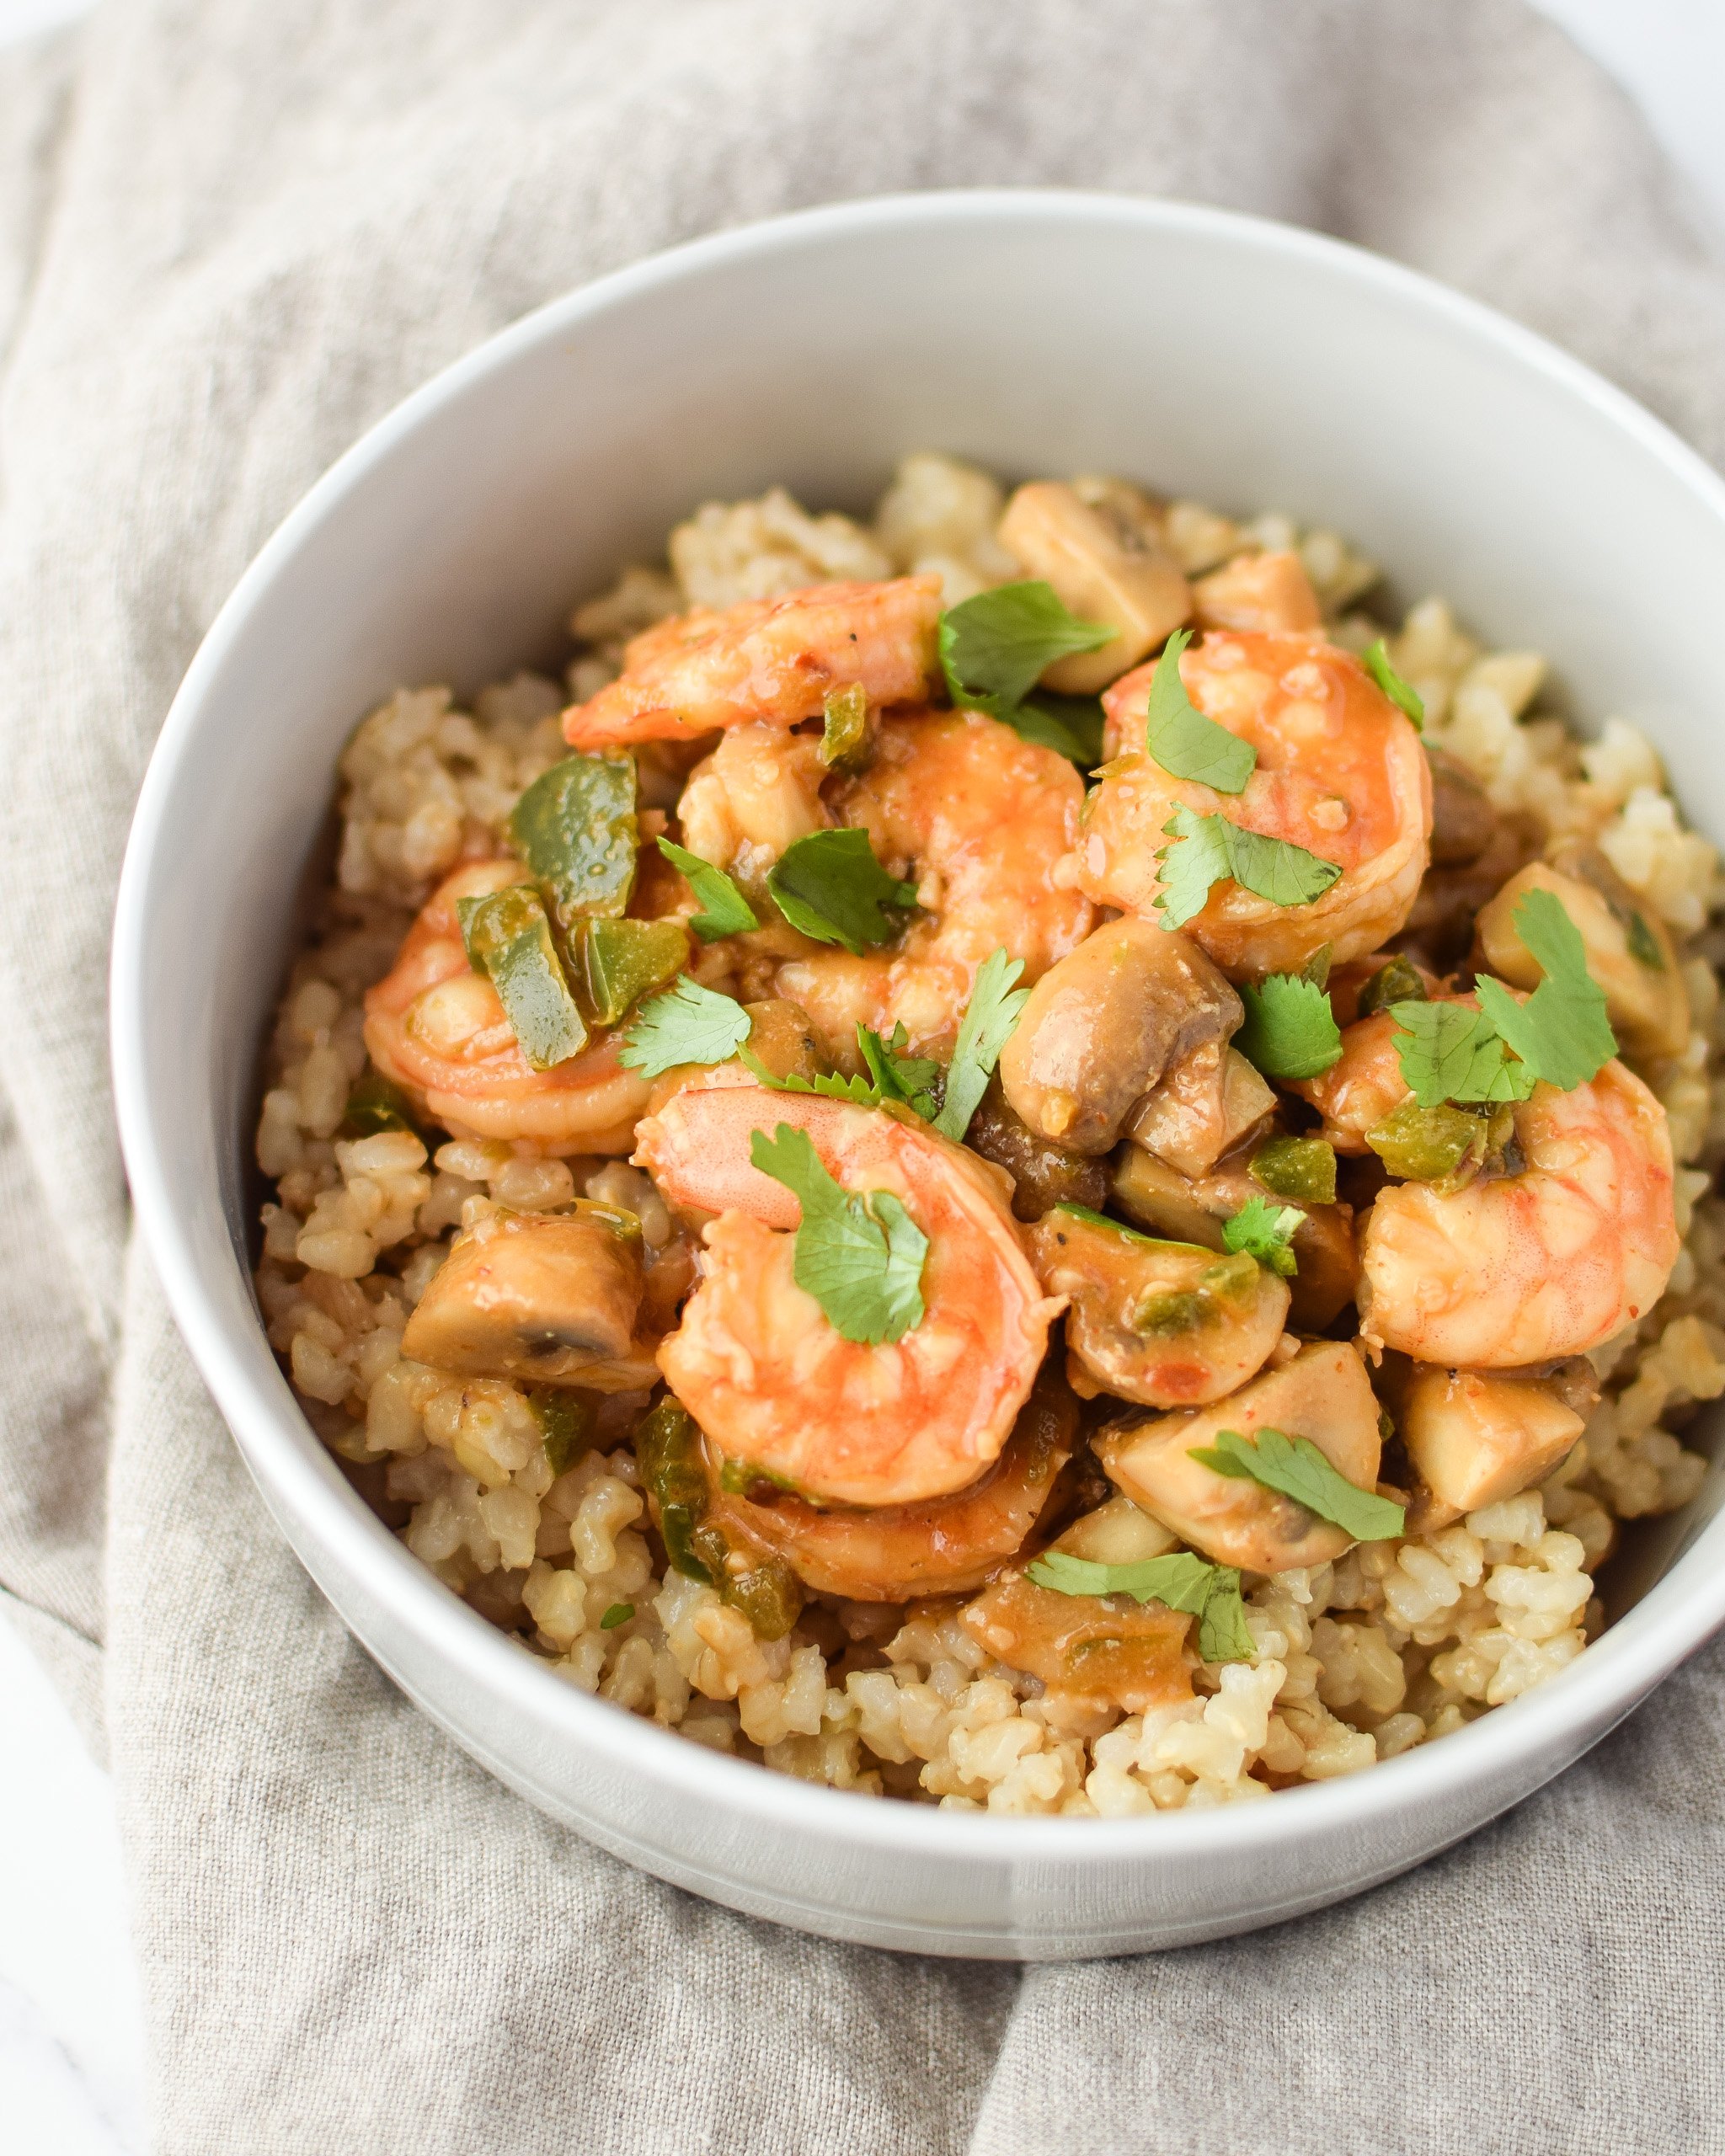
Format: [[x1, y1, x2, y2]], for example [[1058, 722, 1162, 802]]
[[255, 456, 1725, 1813]]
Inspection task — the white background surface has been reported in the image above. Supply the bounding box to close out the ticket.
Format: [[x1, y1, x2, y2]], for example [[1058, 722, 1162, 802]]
[[1, 0, 1721, 2147]]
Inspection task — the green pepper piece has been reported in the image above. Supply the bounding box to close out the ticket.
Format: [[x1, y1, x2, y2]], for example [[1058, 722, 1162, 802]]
[[337, 1069, 421, 1141], [457, 883, 588, 1070], [818, 682, 869, 771], [579, 916, 690, 1027], [1249, 1134, 1337, 1205], [636, 1399, 804, 1637], [509, 753, 638, 933], [1365, 1096, 1504, 1187], [1356, 954, 1429, 1020], [529, 1388, 595, 1477]]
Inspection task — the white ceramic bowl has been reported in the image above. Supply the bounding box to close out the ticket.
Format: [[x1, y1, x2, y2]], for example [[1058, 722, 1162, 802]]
[[111, 192, 1725, 1960]]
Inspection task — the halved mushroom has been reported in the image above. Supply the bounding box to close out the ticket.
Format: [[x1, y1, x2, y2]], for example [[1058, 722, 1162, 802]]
[[1475, 846, 1689, 1062], [1124, 1042, 1277, 1179], [1097, 1339, 1384, 1572], [1028, 1205, 1289, 1408], [1049, 1492, 1179, 1566], [1191, 549, 1322, 635], [1399, 1365, 1585, 1529], [996, 480, 1192, 694], [999, 917, 1241, 1154], [400, 1200, 650, 1389]]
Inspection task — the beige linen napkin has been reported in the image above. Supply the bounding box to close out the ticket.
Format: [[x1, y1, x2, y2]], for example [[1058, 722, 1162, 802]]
[[2, 3, 1722, 2150]]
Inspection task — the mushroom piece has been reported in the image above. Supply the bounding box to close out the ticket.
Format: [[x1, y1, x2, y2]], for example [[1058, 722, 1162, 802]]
[[1475, 846, 1689, 1062], [1399, 1365, 1585, 1529], [959, 1568, 1195, 1720], [1028, 1206, 1289, 1409], [1191, 549, 1322, 636], [400, 1200, 649, 1389], [996, 481, 1192, 694], [963, 1075, 1111, 1222], [999, 916, 1241, 1155], [1097, 1339, 1384, 1572], [1049, 1492, 1179, 1566], [1124, 1042, 1278, 1180]]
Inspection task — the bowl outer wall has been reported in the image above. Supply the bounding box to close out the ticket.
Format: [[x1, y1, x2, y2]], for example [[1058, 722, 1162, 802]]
[[110, 191, 1725, 1959]]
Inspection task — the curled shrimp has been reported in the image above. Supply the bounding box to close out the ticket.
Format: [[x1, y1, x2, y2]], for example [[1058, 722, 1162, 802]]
[[1071, 630, 1431, 975], [635, 1082, 1062, 1507], [363, 861, 650, 1151], [563, 574, 943, 749], [1359, 1061, 1680, 1366], [1294, 1009, 1417, 1153], [772, 708, 1095, 1056]]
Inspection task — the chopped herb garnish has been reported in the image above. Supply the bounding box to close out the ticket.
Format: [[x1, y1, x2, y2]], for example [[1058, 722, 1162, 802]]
[[933, 947, 1028, 1143], [1364, 639, 1424, 729], [1248, 1134, 1337, 1206], [766, 829, 918, 956], [737, 1050, 887, 1107], [509, 753, 638, 931], [1472, 888, 1617, 1092], [858, 1022, 942, 1120], [749, 1123, 927, 1345], [618, 976, 752, 1076], [600, 1602, 635, 1630], [1007, 691, 1108, 767], [1235, 973, 1343, 1081], [1154, 808, 1343, 931], [1187, 1427, 1405, 1542], [655, 836, 760, 941], [1388, 999, 1534, 1108], [1024, 1549, 1253, 1664], [579, 916, 688, 1027], [1220, 1195, 1306, 1277], [940, 580, 1115, 714], [1142, 627, 1256, 793], [818, 682, 870, 771], [456, 883, 588, 1070]]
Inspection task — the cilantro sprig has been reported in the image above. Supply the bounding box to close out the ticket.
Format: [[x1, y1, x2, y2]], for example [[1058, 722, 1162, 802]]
[[1025, 1549, 1253, 1664], [940, 582, 1113, 766], [767, 829, 918, 956], [1187, 1428, 1405, 1543], [749, 1123, 927, 1344], [1142, 627, 1255, 792], [1364, 639, 1424, 729], [655, 837, 759, 941], [618, 976, 752, 1076], [1221, 1197, 1306, 1277], [1235, 973, 1342, 1081], [1389, 889, 1616, 1109], [1154, 808, 1342, 932], [740, 1020, 939, 1118], [934, 948, 1028, 1142]]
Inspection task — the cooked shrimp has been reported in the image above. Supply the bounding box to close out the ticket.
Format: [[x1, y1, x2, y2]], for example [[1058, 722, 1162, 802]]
[[636, 1082, 1062, 1506], [700, 1369, 1077, 1601], [774, 708, 1095, 1056], [675, 721, 830, 889], [563, 574, 943, 749], [1072, 630, 1431, 975], [1292, 1010, 1410, 1154], [1359, 1061, 1680, 1366], [363, 861, 650, 1151]]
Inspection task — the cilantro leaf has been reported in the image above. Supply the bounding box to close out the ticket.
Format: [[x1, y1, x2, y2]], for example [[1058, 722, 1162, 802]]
[[1024, 1549, 1253, 1664], [737, 1049, 884, 1106], [749, 1123, 927, 1344], [1009, 691, 1107, 767], [1154, 808, 1342, 931], [617, 976, 751, 1076], [766, 829, 918, 957], [934, 947, 1028, 1142], [1472, 888, 1617, 1091], [1187, 1427, 1405, 1543], [1220, 1196, 1306, 1277], [1142, 627, 1256, 792], [858, 1022, 941, 1120], [940, 581, 1115, 714], [1364, 639, 1424, 729], [655, 836, 759, 941], [1236, 973, 1343, 1081], [1388, 1001, 1535, 1108]]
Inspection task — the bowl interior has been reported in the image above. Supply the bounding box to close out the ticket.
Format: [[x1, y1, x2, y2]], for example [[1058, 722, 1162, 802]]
[[116, 194, 1725, 1861]]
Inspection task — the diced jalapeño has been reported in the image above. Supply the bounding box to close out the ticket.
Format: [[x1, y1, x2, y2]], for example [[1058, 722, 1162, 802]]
[[818, 682, 869, 771], [528, 1387, 595, 1477], [1249, 1134, 1337, 1205], [635, 1397, 804, 1640], [509, 752, 638, 931], [579, 916, 690, 1027], [337, 1069, 420, 1140], [457, 883, 588, 1070], [1355, 954, 1428, 1020], [1366, 1096, 1510, 1189]]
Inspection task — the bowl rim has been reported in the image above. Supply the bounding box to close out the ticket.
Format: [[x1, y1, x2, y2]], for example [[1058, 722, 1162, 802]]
[[110, 185, 1725, 1867]]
